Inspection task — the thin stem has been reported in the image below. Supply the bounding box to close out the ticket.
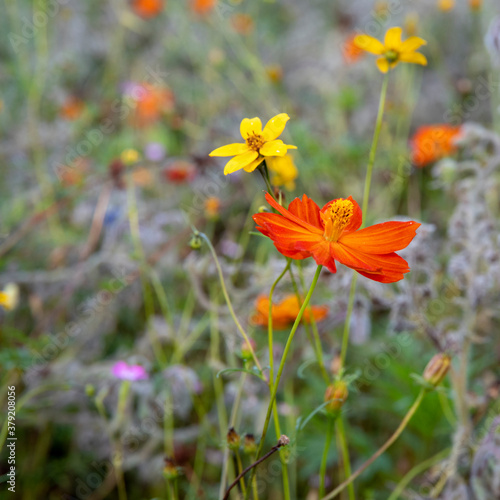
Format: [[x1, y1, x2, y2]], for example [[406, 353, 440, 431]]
[[339, 72, 389, 370], [199, 232, 264, 377], [235, 451, 248, 497], [336, 416, 355, 500], [387, 447, 450, 500], [319, 418, 335, 497], [248, 265, 323, 493], [321, 389, 426, 500], [361, 72, 389, 221], [226, 438, 289, 500], [268, 262, 291, 383], [297, 262, 329, 384]]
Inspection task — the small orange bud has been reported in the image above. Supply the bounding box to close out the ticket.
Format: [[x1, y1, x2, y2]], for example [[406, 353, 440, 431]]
[[468, 0, 481, 10], [240, 339, 256, 362], [324, 380, 348, 415], [423, 353, 451, 387]]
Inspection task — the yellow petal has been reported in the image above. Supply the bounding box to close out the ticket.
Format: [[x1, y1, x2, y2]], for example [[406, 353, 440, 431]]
[[209, 143, 250, 157], [384, 27, 403, 50], [260, 139, 289, 157], [224, 150, 259, 175], [262, 113, 290, 141], [240, 117, 262, 139], [376, 57, 390, 73], [399, 51, 427, 66], [399, 36, 427, 53], [354, 34, 385, 55], [243, 156, 265, 172]]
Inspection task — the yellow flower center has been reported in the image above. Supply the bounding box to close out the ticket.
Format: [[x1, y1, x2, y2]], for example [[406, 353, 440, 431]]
[[385, 49, 399, 63], [246, 133, 265, 151], [321, 199, 354, 242]]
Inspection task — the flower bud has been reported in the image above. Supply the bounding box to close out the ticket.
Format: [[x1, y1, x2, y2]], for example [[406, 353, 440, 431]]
[[469, 0, 481, 10], [423, 353, 451, 387], [189, 234, 202, 250], [227, 427, 241, 451], [163, 457, 180, 480], [243, 434, 257, 455], [324, 380, 348, 415], [240, 339, 256, 362], [85, 384, 95, 397]]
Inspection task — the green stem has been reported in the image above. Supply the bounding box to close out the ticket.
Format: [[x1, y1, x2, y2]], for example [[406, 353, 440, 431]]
[[268, 262, 291, 383], [199, 232, 264, 377], [387, 447, 450, 500], [336, 416, 355, 500], [248, 265, 323, 494], [339, 72, 389, 370], [319, 418, 335, 497], [297, 262, 329, 384], [320, 389, 426, 500]]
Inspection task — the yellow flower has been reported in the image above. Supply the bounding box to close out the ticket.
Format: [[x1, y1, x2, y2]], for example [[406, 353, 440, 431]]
[[266, 154, 298, 190], [438, 0, 454, 11], [354, 26, 427, 73], [209, 113, 297, 175], [0, 283, 19, 311], [120, 148, 140, 165]]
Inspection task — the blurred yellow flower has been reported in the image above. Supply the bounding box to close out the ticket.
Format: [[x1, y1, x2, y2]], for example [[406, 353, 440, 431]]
[[209, 113, 297, 175], [0, 283, 19, 311], [266, 154, 298, 190], [121, 149, 140, 165], [354, 27, 427, 73], [438, 0, 454, 11]]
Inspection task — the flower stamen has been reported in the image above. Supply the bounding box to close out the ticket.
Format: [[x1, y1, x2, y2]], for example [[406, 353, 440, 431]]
[[321, 199, 354, 242], [246, 133, 265, 151], [385, 50, 399, 63]]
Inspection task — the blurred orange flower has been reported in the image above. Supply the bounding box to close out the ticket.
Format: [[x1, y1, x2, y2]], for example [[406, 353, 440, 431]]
[[231, 13, 254, 35], [204, 196, 221, 219], [438, 0, 454, 11], [251, 294, 329, 329], [163, 161, 196, 183], [410, 124, 462, 167], [129, 83, 174, 127], [253, 193, 420, 283], [190, 0, 216, 15], [57, 157, 89, 187], [60, 96, 85, 120], [132, 0, 164, 18], [342, 34, 365, 64]]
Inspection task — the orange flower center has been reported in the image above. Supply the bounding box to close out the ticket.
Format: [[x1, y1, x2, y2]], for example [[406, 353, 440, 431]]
[[246, 133, 265, 151], [321, 199, 354, 242]]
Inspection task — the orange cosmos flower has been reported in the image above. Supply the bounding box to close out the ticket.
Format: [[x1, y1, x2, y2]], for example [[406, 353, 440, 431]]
[[410, 124, 462, 167], [132, 0, 164, 18], [60, 96, 85, 120], [253, 193, 420, 283], [342, 34, 365, 64], [128, 83, 174, 127], [251, 294, 329, 330], [209, 113, 297, 175], [191, 0, 216, 15]]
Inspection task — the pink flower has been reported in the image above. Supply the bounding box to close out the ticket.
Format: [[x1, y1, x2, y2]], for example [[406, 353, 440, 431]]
[[112, 361, 148, 381]]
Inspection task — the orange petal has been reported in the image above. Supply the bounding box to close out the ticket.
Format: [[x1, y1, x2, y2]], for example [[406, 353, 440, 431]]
[[287, 194, 324, 230], [253, 213, 319, 259], [332, 243, 410, 282], [264, 193, 324, 235], [307, 240, 337, 274], [339, 221, 421, 253]]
